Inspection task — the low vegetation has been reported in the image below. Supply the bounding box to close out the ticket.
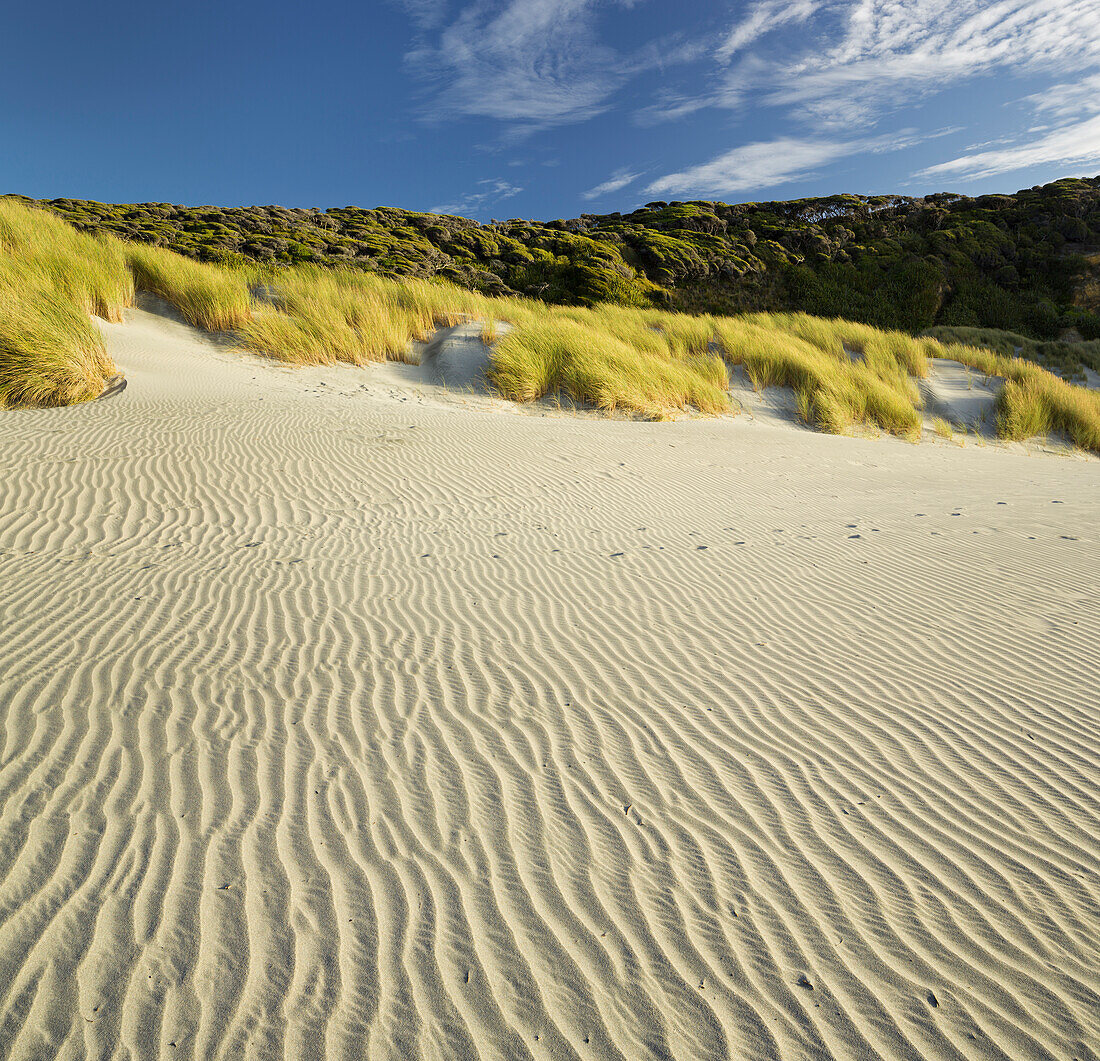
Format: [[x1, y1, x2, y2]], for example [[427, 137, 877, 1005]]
[[993, 361, 1100, 451], [713, 315, 929, 437], [2, 197, 1099, 451], [488, 310, 729, 418], [241, 268, 480, 366]]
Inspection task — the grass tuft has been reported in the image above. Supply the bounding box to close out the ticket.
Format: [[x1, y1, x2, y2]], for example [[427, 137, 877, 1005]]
[[489, 313, 729, 417], [126, 244, 251, 332], [0, 200, 125, 407], [994, 365, 1100, 450], [240, 268, 481, 366]]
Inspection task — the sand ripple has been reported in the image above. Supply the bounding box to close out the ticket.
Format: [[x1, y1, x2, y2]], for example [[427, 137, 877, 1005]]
[[1, 305, 1098, 1060]]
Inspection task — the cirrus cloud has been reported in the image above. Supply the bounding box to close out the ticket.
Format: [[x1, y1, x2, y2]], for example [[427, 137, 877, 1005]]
[[916, 114, 1100, 183]]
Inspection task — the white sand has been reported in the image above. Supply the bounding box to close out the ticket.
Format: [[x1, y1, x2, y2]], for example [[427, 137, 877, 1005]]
[[1, 300, 1099, 1060], [921, 359, 999, 429]]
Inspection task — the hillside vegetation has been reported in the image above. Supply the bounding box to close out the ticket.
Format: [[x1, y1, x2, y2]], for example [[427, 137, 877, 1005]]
[[10, 176, 1100, 353], [2, 197, 1099, 452]]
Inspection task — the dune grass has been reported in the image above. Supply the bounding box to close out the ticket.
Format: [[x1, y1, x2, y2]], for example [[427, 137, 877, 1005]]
[[241, 268, 483, 366], [712, 315, 924, 437], [0, 199, 129, 407], [994, 362, 1100, 450], [0, 268, 117, 407], [488, 311, 729, 418], [926, 325, 1100, 380], [3, 196, 1099, 450], [125, 244, 252, 332], [0, 198, 133, 323]]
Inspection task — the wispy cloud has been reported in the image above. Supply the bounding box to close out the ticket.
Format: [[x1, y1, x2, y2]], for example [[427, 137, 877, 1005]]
[[432, 178, 524, 216], [916, 114, 1100, 183], [401, 0, 1100, 210], [645, 129, 936, 198], [757, 0, 1100, 125], [582, 168, 642, 199], [645, 0, 1100, 133], [405, 0, 656, 126], [644, 136, 864, 198], [390, 0, 449, 29], [716, 0, 818, 61], [1023, 72, 1100, 122]]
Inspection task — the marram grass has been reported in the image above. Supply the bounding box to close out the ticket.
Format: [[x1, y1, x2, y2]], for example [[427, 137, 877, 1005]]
[[994, 363, 1100, 451], [0, 199, 127, 407], [125, 243, 252, 332], [488, 312, 729, 418], [0, 268, 117, 408], [240, 268, 481, 366], [3, 195, 1100, 452]]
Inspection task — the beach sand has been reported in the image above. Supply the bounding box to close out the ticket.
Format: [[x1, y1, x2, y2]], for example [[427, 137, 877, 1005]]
[[1, 299, 1098, 1060]]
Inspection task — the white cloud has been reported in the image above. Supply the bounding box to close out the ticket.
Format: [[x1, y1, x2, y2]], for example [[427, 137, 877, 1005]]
[[407, 0, 655, 126], [716, 0, 818, 61], [645, 137, 863, 197], [403, 0, 1100, 207], [1023, 73, 1100, 122], [432, 178, 524, 216], [392, 0, 449, 29], [916, 114, 1100, 183], [582, 169, 642, 199], [762, 0, 1100, 123], [645, 128, 935, 197], [649, 0, 1100, 134]]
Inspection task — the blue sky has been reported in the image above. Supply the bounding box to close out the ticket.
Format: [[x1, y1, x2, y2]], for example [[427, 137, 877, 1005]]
[[3, 1, 1099, 219]]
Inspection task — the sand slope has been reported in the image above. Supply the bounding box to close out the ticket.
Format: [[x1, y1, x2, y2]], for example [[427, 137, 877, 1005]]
[[1, 302, 1099, 1061]]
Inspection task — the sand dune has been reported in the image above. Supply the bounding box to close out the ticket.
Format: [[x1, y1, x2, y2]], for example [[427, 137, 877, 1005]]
[[1, 301, 1099, 1060]]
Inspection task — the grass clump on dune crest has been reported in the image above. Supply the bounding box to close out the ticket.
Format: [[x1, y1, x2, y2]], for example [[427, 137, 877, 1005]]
[[240, 268, 484, 366], [0, 200, 125, 407], [126, 244, 252, 332], [926, 325, 1100, 381], [489, 312, 729, 418], [994, 364, 1100, 451], [714, 316, 924, 438], [0, 198, 133, 323], [0, 269, 117, 408]]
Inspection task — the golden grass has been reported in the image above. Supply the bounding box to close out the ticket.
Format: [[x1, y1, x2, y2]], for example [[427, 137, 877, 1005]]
[[714, 317, 923, 438], [932, 417, 953, 440], [0, 198, 133, 323], [994, 363, 1100, 450], [0, 269, 116, 408], [0, 200, 126, 407], [646, 311, 718, 358], [240, 268, 481, 366], [488, 313, 730, 418], [126, 244, 252, 332]]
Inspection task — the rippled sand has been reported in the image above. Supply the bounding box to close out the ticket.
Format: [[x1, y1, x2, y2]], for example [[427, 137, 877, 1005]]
[[1, 301, 1098, 1060]]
